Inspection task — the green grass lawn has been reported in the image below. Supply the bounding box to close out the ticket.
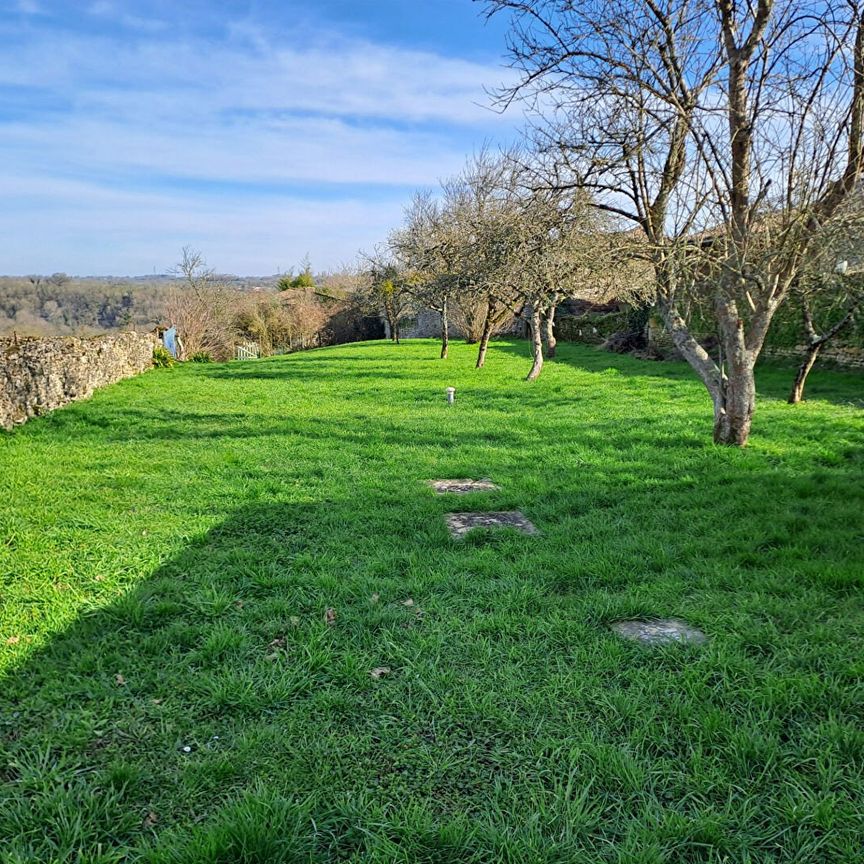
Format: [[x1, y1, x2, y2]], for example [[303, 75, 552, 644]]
[[1, 339, 862, 863]]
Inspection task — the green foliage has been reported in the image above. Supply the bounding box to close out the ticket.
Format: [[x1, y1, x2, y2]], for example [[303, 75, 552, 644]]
[[189, 351, 213, 363], [276, 268, 316, 292], [152, 345, 175, 367], [291, 270, 315, 289], [1, 341, 862, 862]]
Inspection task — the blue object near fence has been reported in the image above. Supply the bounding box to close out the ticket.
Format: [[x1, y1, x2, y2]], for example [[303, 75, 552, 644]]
[[163, 326, 178, 358]]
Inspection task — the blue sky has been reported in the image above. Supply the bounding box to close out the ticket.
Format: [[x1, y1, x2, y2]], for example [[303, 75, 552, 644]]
[[0, 0, 519, 275]]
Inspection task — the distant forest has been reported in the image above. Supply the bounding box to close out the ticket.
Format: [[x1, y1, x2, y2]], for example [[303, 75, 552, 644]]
[[0, 274, 276, 338]]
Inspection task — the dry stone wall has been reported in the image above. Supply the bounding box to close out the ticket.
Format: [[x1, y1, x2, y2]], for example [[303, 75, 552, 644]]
[[0, 332, 156, 430]]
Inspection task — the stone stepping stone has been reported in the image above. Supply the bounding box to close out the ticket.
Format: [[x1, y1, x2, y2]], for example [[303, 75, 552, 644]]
[[610, 618, 707, 646], [429, 479, 500, 494], [446, 511, 537, 539]]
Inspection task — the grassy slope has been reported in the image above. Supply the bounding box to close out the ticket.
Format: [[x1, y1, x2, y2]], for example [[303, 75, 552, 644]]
[[0, 340, 862, 863]]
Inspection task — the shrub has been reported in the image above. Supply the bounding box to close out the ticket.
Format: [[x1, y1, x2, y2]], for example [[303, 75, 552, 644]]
[[152, 346, 175, 368], [189, 351, 212, 363]]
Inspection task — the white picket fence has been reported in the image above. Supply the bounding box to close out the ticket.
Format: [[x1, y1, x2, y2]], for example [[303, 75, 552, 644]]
[[234, 342, 260, 361]]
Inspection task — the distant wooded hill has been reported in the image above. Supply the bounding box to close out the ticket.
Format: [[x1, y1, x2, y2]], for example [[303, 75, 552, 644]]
[[0, 275, 278, 338]]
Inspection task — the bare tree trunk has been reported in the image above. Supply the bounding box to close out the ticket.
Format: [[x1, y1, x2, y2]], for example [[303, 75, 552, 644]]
[[476, 303, 495, 368], [713, 359, 756, 445], [712, 297, 757, 445], [658, 291, 756, 446], [788, 298, 857, 403], [440, 296, 449, 359], [544, 305, 557, 358], [788, 345, 821, 404], [526, 304, 544, 381]]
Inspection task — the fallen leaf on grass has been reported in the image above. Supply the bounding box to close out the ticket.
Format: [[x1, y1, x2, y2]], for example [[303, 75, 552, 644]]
[[289, 615, 301, 627], [5, 636, 20, 645], [325, 608, 336, 626], [269, 637, 286, 649], [401, 598, 414, 607], [115, 674, 126, 686], [370, 667, 391, 679], [151, 698, 163, 705], [143, 811, 159, 829], [370, 593, 380, 604]]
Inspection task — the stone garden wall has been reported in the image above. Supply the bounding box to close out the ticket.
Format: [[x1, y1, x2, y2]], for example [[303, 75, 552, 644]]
[[0, 331, 156, 430]]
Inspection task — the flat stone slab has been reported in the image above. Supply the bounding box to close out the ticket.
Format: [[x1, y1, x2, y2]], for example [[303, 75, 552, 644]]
[[429, 479, 500, 495], [446, 511, 537, 538], [610, 619, 707, 646]]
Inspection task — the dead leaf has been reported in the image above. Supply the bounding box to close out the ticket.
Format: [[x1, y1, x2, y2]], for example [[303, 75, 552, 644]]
[[268, 637, 286, 649], [234, 600, 244, 609], [370, 593, 380, 604], [401, 598, 414, 607], [151, 698, 163, 705], [324, 608, 336, 626], [5, 636, 20, 645], [289, 616, 300, 627], [370, 666, 391, 679], [264, 652, 281, 663], [115, 674, 126, 686], [94, 575, 105, 582], [143, 811, 159, 829]]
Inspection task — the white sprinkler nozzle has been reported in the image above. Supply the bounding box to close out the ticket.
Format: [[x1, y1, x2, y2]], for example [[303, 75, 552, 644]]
[[446, 386, 456, 406]]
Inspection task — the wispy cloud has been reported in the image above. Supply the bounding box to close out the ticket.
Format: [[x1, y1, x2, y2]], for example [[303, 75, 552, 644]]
[[14, 0, 43, 14], [0, 2, 516, 274], [86, 2, 168, 33]]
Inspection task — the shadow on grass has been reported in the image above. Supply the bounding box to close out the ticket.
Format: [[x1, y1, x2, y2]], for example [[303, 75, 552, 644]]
[[2, 447, 864, 860], [0, 497, 495, 862], [492, 339, 864, 408]]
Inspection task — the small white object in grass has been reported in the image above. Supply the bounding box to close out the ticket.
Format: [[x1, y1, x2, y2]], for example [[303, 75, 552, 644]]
[[181, 745, 192, 753], [446, 386, 456, 405], [836, 259, 849, 275]]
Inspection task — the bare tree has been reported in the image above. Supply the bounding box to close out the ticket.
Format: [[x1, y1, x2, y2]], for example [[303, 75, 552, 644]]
[[357, 250, 414, 344], [388, 151, 524, 365], [389, 191, 460, 359], [505, 183, 635, 380], [483, 0, 864, 444], [451, 152, 525, 368], [788, 283, 861, 403], [166, 247, 236, 359]]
